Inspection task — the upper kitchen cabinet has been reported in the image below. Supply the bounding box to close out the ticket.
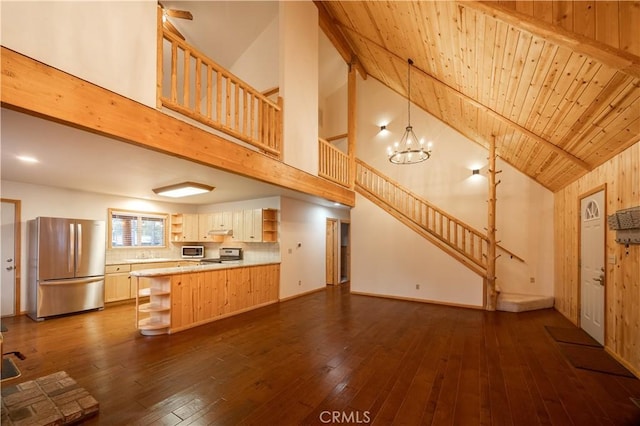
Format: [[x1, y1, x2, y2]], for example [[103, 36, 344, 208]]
[[210, 211, 233, 234], [262, 209, 278, 243], [197, 211, 232, 242], [171, 213, 199, 242], [242, 209, 263, 242], [171, 209, 278, 243]]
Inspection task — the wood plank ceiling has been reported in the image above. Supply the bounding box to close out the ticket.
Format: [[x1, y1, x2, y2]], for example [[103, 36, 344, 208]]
[[317, 0, 640, 191]]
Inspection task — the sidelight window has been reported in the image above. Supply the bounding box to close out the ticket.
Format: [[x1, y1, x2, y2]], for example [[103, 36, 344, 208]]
[[109, 209, 168, 248]]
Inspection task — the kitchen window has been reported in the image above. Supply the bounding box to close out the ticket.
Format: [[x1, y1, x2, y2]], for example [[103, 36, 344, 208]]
[[109, 209, 168, 248]]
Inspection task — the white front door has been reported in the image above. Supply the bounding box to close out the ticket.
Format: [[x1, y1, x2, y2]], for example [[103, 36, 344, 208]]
[[580, 190, 605, 345], [1, 201, 17, 316]]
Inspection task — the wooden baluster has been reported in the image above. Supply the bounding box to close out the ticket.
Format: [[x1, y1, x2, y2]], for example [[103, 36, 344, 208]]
[[170, 43, 178, 103], [216, 72, 222, 124], [183, 49, 190, 108], [195, 58, 202, 115], [206, 66, 212, 120]]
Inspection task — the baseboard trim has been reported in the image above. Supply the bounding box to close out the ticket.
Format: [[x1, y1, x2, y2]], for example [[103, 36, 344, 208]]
[[279, 286, 326, 302], [350, 291, 484, 310]]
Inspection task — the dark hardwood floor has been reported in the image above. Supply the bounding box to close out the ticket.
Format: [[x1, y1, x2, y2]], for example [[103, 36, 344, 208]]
[[2, 285, 640, 425]]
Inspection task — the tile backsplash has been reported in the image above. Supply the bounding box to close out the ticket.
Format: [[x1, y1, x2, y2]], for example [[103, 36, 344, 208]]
[[106, 242, 280, 264]]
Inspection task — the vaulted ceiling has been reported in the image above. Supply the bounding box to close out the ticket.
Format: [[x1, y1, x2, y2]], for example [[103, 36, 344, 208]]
[[317, 0, 640, 191]]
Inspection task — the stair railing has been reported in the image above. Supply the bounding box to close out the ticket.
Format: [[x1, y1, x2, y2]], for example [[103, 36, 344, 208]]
[[356, 159, 489, 274]]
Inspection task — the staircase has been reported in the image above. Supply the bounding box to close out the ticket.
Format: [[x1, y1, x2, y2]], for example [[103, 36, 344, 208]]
[[355, 159, 524, 278], [355, 159, 490, 277]]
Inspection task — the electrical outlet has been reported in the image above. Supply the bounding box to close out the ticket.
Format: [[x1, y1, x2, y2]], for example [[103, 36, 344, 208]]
[[416, 284, 420, 290], [298, 280, 302, 286], [530, 277, 535, 283]]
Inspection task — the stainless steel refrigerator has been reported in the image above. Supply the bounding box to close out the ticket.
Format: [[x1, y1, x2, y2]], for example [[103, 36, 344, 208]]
[[28, 217, 106, 320]]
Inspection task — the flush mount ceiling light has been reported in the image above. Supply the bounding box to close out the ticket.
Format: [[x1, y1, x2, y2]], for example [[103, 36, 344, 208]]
[[17, 155, 39, 163], [152, 181, 214, 198], [387, 58, 432, 165]]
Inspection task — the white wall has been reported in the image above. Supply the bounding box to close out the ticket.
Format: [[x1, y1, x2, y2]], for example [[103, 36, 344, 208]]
[[0, 1, 157, 107], [1, 180, 194, 312], [279, 1, 318, 174], [352, 194, 484, 307], [279, 196, 349, 299], [231, 14, 279, 92], [351, 76, 554, 300]]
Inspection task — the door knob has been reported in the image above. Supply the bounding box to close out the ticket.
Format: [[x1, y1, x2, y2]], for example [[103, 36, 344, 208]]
[[6, 258, 13, 263], [593, 275, 605, 286], [6, 266, 14, 271]]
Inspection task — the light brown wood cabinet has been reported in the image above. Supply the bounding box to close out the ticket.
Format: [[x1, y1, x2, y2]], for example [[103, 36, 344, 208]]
[[106, 261, 181, 303], [172, 209, 278, 243], [105, 264, 131, 303], [135, 263, 280, 335]]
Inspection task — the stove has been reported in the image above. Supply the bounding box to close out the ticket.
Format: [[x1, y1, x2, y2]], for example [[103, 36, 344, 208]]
[[200, 247, 243, 265]]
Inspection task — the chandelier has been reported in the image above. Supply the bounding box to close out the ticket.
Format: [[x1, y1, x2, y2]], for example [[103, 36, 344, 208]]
[[387, 59, 432, 165]]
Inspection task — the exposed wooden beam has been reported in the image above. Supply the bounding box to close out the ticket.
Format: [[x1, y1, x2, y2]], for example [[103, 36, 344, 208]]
[[314, 0, 367, 79], [348, 64, 357, 190], [0, 47, 355, 207], [466, 1, 640, 79]]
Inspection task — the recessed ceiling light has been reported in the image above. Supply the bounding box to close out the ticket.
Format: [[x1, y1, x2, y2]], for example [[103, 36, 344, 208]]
[[17, 155, 39, 163], [152, 182, 214, 198]]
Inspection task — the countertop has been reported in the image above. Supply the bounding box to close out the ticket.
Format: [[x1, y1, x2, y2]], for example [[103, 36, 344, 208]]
[[107, 258, 184, 265], [130, 260, 280, 277]]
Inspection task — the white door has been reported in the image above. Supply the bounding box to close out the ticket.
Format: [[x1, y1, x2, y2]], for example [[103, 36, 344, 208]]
[[1, 201, 17, 316], [580, 190, 605, 345]]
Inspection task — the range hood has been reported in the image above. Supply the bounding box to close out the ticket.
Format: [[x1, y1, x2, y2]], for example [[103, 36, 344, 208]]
[[208, 229, 233, 236]]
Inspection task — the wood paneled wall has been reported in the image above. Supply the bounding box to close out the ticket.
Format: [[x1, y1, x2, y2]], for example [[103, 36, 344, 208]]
[[500, 0, 640, 56], [554, 141, 640, 376]]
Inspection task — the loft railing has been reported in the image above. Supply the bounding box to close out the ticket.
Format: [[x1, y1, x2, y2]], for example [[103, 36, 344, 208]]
[[355, 159, 524, 276], [319, 136, 349, 187], [157, 26, 282, 158]]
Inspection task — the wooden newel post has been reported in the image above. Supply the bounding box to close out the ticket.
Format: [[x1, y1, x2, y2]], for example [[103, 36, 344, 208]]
[[347, 60, 357, 189], [486, 135, 498, 311]]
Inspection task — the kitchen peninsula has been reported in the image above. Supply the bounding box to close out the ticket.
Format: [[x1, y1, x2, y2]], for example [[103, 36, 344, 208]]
[[132, 260, 280, 335]]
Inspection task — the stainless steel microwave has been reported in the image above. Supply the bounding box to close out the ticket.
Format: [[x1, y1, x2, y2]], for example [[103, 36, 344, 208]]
[[181, 245, 204, 258]]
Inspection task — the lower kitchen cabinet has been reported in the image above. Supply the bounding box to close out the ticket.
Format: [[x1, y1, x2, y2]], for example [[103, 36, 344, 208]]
[[105, 264, 131, 303], [134, 263, 280, 335], [134, 275, 171, 336]]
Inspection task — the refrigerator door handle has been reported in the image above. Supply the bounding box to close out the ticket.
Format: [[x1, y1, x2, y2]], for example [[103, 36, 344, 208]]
[[40, 276, 104, 286], [76, 223, 82, 274], [69, 223, 75, 273]]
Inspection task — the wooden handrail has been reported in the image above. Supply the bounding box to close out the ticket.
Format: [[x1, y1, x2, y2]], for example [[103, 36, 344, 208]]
[[325, 133, 348, 143], [158, 26, 282, 158], [261, 87, 280, 97], [319, 138, 350, 187], [354, 159, 525, 275]]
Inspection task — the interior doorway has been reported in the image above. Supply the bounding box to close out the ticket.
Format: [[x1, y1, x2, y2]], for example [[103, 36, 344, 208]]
[[340, 221, 350, 283], [1, 199, 21, 317], [326, 219, 351, 286], [579, 189, 606, 345], [326, 219, 339, 285]]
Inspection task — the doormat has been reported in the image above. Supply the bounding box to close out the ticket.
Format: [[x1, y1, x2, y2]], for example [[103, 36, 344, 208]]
[[0, 371, 99, 426], [1, 358, 21, 382], [557, 343, 635, 378], [545, 325, 602, 347]]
